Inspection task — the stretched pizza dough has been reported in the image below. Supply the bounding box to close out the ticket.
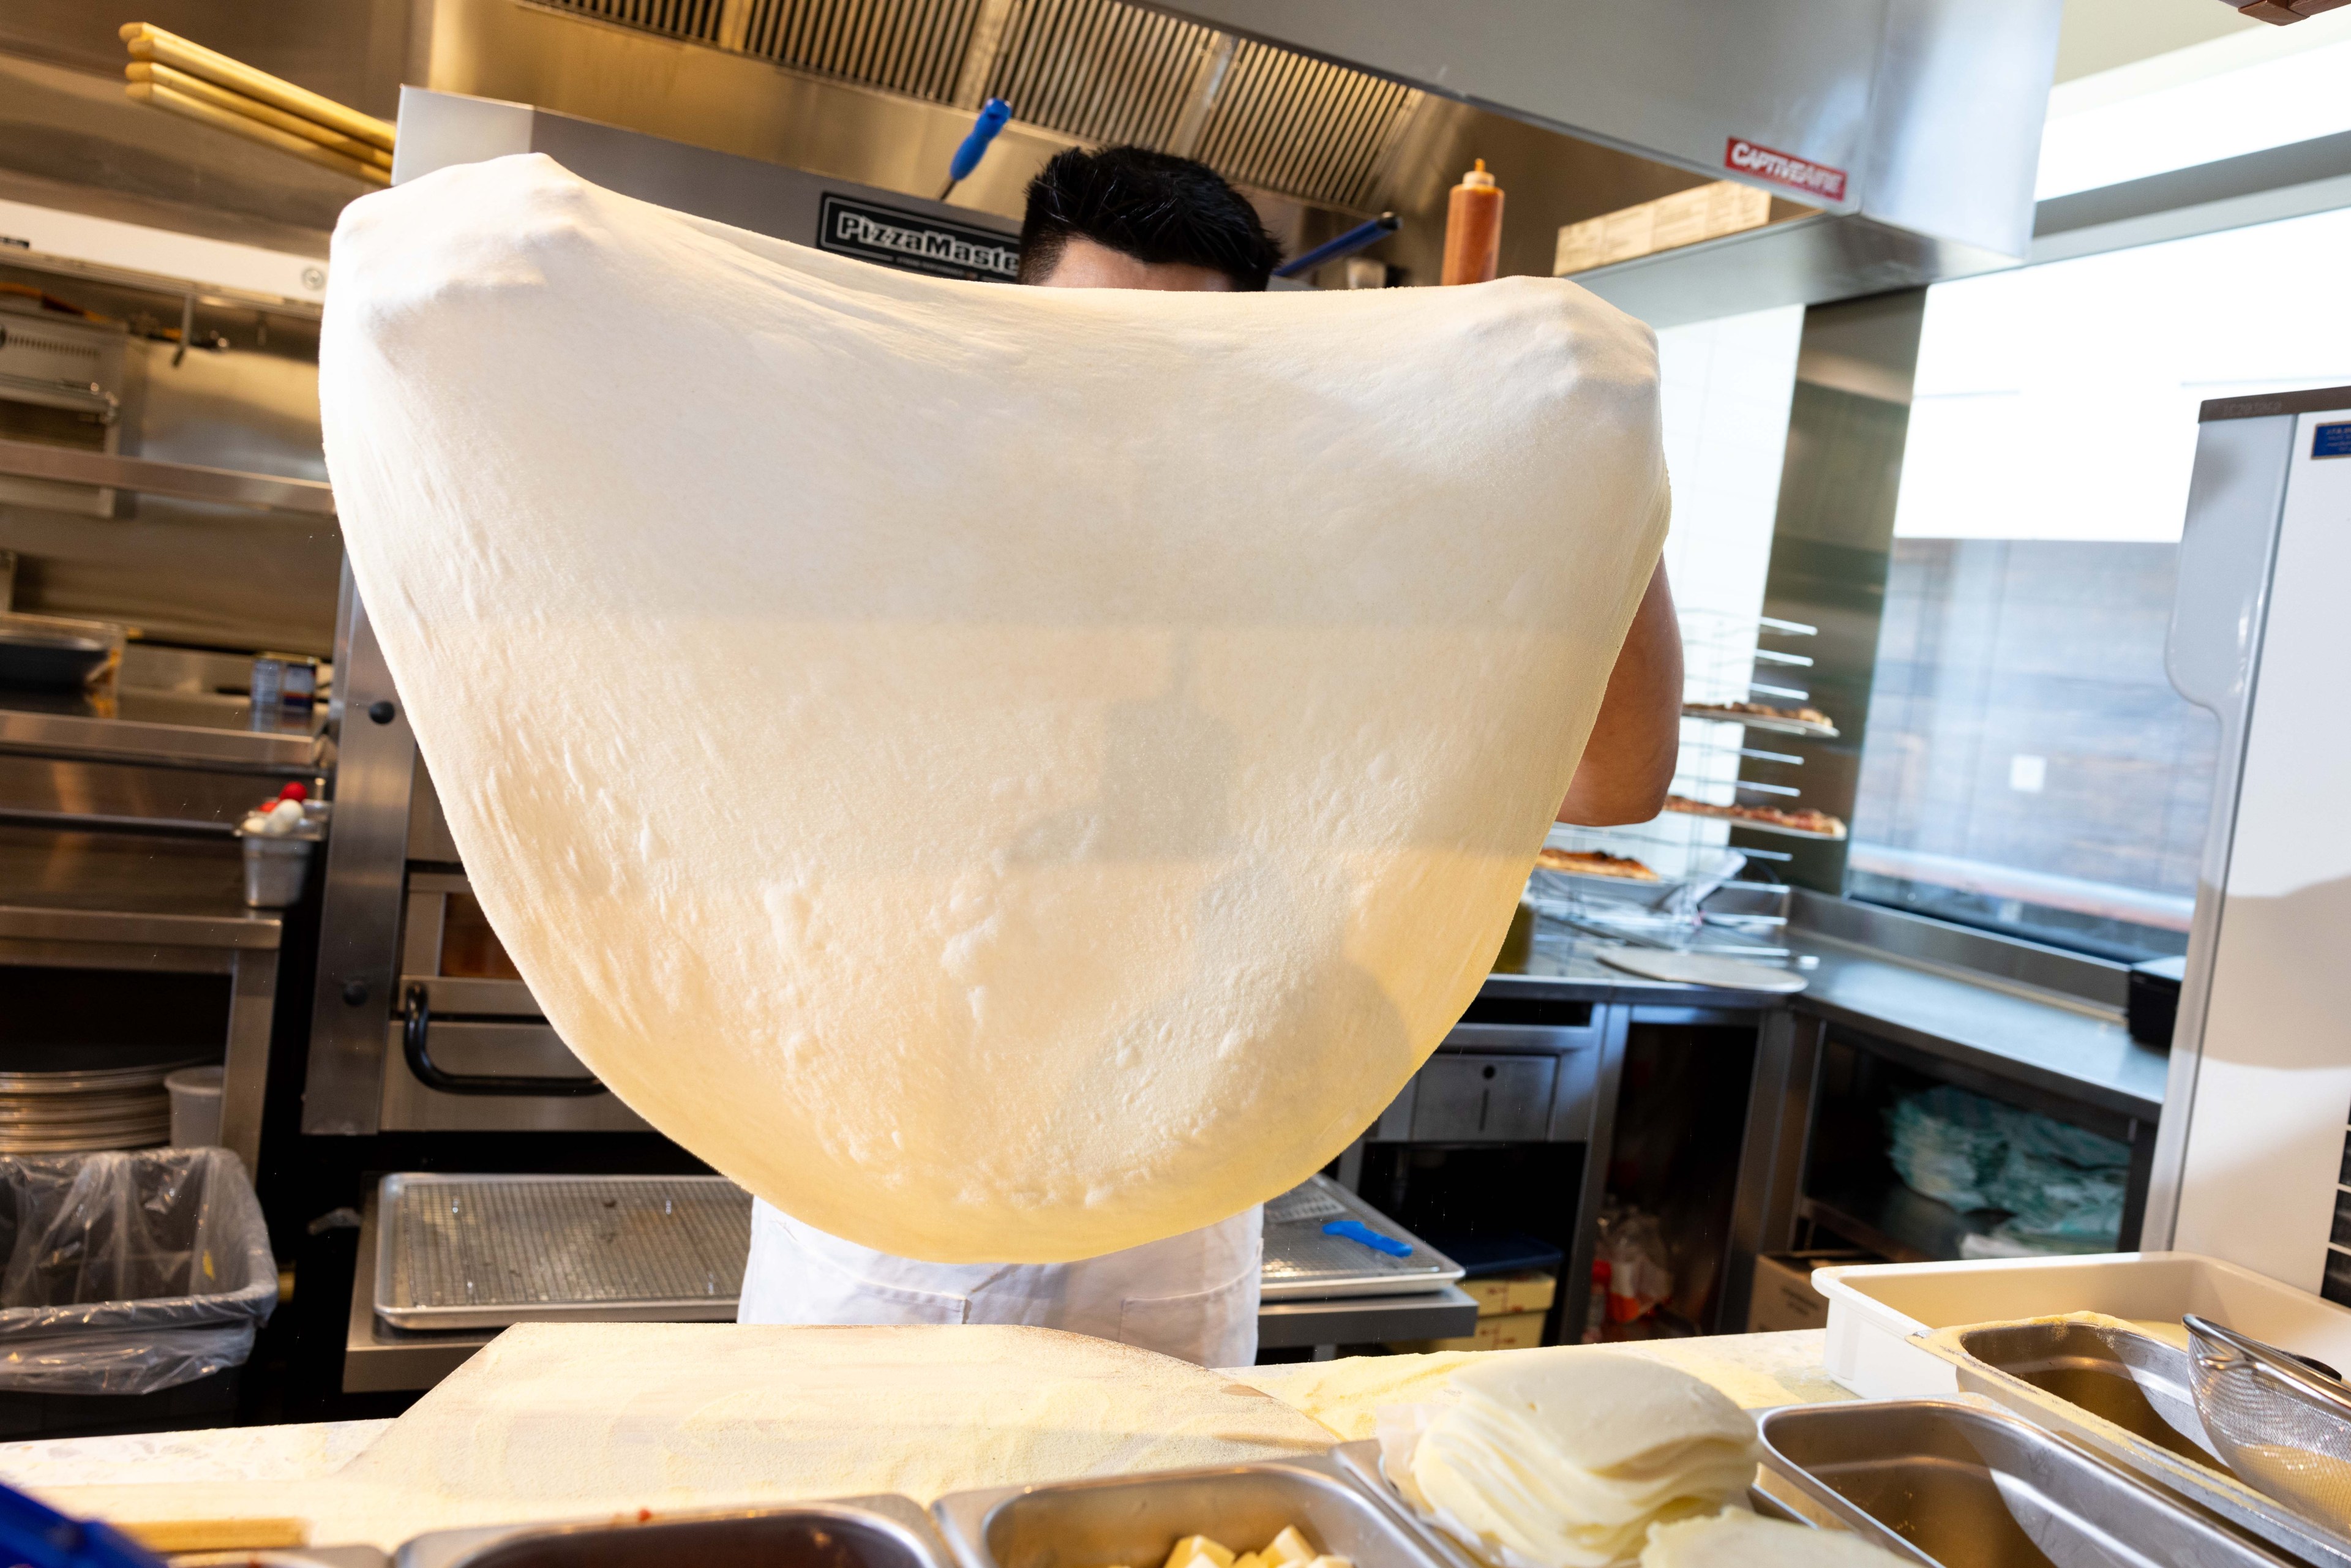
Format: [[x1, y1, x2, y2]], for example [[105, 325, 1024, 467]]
[[320, 153, 1668, 1262]]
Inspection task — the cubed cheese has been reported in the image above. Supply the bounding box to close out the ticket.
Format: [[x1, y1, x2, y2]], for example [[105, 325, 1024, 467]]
[[1263, 1528, 1317, 1568], [1163, 1537, 1235, 1568]]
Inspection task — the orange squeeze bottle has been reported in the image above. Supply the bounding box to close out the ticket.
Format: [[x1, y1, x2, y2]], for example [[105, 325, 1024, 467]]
[[1441, 159, 1504, 285]]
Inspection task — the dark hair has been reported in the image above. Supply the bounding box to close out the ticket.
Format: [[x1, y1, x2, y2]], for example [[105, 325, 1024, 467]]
[[1018, 145, 1282, 291]]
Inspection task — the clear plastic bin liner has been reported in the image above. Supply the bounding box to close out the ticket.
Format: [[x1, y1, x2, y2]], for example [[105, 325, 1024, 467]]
[[0, 1147, 276, 1395]]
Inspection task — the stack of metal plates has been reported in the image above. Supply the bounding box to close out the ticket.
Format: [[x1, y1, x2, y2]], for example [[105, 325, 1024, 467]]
[[0, 1060, 186, 1153]]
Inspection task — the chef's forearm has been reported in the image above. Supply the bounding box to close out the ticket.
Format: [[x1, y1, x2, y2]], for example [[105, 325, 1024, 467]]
[[1557, 562, 1681, 826]]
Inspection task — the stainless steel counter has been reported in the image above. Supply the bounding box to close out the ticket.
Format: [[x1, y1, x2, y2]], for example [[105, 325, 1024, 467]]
[[1480, 910, 2162, 1124], [1478, 898, 2170, 1322], [1784, 931, 2162, 1123]]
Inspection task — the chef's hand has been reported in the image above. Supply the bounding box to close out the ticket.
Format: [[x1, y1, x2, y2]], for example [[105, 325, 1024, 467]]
[[1558, 561, 1681, 825]]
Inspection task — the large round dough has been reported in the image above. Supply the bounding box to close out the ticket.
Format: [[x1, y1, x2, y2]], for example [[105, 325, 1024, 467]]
[[320, 154, 1668, 1262]]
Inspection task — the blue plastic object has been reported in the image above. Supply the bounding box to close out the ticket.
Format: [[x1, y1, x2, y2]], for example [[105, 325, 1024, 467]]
[[1323, 1218, 1412, 1258], [0, 1479, 169, 1568], [1273, 212, 1399, 279], [942, 98, 1011, 193]]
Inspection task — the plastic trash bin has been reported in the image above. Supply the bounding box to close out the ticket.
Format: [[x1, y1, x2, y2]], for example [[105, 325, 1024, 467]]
[[0, 1147, 276, 1397]]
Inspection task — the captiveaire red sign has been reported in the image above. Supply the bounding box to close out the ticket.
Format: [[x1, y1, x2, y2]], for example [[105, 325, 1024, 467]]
[[1724, 137, 1848, 202]]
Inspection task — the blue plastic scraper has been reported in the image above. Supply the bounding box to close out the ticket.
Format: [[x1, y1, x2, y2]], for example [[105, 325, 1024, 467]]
[[0, 1479, 170, 1568], [1324, 1218, 1413, 1258]]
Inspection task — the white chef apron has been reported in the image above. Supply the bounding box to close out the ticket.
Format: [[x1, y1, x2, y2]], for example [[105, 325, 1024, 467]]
[[738, 1199, 1264, 1368]]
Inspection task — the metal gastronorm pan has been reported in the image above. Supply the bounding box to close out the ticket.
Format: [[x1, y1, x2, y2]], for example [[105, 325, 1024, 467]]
[[1758, 1397, 2300, 1567], [394, 1495, 951, 1568], [1938, 1321, 2351, 1568], [931, 1454, 1450, 1568]]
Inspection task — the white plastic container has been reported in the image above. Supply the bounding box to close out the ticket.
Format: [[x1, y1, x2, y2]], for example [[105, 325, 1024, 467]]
[[1813, 1251, 2351, 1399], [165, 1064, 224, 1148]]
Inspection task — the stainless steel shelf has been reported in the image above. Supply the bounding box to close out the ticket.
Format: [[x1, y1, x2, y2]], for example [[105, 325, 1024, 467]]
[[1256, 1286, 1479, 1349], [0, 437, 335, 517], [0, 703, 322, 771]]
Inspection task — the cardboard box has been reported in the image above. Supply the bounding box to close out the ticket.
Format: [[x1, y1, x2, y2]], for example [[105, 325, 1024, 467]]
[[1746, 1251, 1867, 1334], [1459, 1270, 1557, 1319], [1390, 1308, 1548, 1355]]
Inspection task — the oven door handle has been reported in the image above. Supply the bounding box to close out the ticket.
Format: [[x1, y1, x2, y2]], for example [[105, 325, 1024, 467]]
[[402, 982, 607, 1097]]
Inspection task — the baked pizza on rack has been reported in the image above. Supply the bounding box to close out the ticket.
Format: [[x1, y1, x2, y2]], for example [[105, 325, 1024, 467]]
[[1663, 795, 1847, 838], [1534, 847, 1660, 880]]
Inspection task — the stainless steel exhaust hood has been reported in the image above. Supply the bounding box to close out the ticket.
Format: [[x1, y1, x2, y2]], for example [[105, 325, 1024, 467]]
[[413, 0, 2063, 324], [1193, 0, 2066, 323]]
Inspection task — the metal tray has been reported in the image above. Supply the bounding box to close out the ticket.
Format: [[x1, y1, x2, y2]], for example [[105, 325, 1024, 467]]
[[1661, 799, 1846, 839], [1758, 1397, 2300, 1567], [932, 1453, 1450, 1568], [1682, 702, 1839, 738], [1261, 1175, 1463, 1301], [396, 1495, 950, 1568], [1526, 847, 1747, 917], [1937, 1321, 2351, 1568], [375, 1172, 753, 1330]]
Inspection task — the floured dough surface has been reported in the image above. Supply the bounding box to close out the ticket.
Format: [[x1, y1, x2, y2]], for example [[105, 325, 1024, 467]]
[[29, 1324, 1336, 1548], [320, 153, 1668, 1262]]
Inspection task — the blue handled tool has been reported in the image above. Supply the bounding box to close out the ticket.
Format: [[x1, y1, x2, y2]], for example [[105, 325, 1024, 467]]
[[1324, 1218, 1413, 1258], [939, 97, 1012, 201], [1273, 212, 1400, 280], [1, 1479, 170, 1568]]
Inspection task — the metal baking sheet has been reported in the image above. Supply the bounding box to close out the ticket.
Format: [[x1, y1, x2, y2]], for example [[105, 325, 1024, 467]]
[[1261, 1174, 1463, 1301], [375, 1172, 754, 1330]]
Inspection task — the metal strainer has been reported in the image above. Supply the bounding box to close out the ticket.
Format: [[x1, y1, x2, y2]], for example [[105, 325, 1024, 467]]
[[2187, 1313, 2351, 1534]]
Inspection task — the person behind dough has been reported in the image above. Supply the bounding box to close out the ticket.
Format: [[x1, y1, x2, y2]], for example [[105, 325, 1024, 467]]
[[737, 145, 1683, 1366]]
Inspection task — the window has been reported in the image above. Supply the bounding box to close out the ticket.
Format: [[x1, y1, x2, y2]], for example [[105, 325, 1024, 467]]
[[1848, 203, 2351, 961]]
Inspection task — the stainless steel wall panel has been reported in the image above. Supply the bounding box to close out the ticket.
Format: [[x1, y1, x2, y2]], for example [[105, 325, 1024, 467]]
[[1859, 0, 2061, 259], [1410, 1053, 1558, 1143], [303, 587, 413, 1134]]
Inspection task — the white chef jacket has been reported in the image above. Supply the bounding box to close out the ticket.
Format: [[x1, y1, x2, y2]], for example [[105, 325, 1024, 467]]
[[738, 1199, 1264, 1368]]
